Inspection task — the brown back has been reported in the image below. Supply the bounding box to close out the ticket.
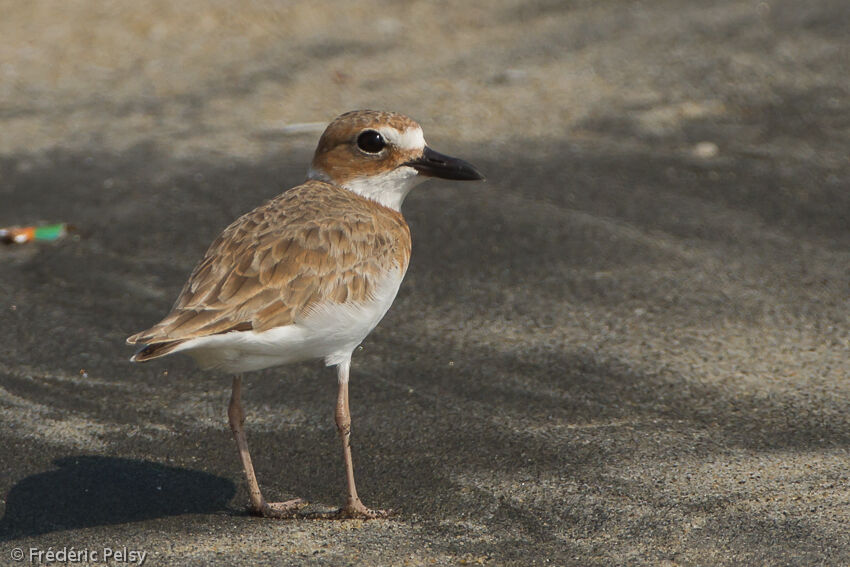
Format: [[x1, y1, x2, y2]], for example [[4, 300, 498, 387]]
[[127, 180, 411, 345]]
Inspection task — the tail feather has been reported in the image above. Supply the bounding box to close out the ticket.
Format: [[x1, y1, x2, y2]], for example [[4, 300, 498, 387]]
[[130, 340, 186, 362], [127, 320, 252, 363]]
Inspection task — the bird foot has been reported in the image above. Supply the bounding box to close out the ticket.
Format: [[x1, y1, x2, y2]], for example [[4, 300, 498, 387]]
[[255, 498, 308, 518], [324, 498, 393, 520]]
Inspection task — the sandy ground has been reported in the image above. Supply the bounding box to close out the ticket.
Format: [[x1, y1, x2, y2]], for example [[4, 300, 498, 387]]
[[1, 1, 849, 565]]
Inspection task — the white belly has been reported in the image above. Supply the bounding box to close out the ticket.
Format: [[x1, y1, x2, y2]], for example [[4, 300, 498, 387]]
[[170, 269, 405, 372]]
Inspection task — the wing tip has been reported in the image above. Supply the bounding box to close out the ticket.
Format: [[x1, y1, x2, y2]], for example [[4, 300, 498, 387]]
[[126, 329, 152, 345]]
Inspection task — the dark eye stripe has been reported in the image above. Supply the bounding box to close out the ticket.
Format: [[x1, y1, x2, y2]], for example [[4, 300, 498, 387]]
[[357, 130, 386, 154]]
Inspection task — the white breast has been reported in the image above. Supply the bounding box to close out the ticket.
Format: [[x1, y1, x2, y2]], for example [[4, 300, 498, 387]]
[[169, 268, 406, 373]]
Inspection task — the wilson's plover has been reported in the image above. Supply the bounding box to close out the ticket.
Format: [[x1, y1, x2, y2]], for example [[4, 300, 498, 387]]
[[127, 110, 484, 519]]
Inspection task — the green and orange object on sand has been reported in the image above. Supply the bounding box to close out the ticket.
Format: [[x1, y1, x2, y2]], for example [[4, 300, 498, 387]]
[[0, 223, 72, 244]]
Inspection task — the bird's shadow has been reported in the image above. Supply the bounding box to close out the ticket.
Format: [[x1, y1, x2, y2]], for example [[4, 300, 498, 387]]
[[0, 456, 235, 541]]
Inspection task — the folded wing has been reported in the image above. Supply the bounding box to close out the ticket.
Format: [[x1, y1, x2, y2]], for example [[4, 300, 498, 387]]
[[127, 181, 410, 360]]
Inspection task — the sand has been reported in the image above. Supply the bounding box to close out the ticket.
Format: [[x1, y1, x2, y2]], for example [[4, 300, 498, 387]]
[[1, 1, 849, 564]]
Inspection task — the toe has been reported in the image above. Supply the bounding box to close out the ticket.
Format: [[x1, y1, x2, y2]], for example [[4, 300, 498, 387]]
[[258, 498, 308, 518], [336, 499, 394, 520]]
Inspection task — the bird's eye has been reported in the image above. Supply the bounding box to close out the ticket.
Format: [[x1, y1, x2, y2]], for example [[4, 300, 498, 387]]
[[356, 130, 386, 154]]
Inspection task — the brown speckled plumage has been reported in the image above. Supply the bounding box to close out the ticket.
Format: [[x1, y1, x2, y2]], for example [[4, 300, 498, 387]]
[[127, 180, 411, 357]]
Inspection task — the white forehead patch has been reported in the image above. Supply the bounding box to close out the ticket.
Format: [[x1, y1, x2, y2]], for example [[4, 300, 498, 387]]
[[377, 126, 426, 151]]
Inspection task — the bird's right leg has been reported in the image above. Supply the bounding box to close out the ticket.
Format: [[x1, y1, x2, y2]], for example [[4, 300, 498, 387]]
[[228, 374, 305, 518]]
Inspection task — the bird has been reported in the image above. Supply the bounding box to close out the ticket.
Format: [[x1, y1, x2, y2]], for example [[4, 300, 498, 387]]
[[126, 110, 484, 519]]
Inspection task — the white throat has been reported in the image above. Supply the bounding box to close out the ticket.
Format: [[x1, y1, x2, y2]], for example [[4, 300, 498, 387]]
[[306, 126, 429, 211], [339, 166, 426, 211]]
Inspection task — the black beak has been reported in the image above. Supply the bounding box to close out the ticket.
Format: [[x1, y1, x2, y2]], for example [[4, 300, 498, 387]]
[[405, 146, 485, 181]]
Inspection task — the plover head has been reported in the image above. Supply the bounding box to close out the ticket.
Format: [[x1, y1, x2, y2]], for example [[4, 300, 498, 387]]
[[307, 110, 484, 211]]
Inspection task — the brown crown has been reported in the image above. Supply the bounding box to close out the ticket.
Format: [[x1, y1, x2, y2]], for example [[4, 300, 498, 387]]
[[311, 110, 424, 185]]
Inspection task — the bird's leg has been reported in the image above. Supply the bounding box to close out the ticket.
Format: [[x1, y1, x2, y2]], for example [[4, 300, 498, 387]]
[[228, 374, 305, 518], [330, 360, 391, 519]]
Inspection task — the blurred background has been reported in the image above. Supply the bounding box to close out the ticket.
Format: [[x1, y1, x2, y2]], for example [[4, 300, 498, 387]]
[[1, 1, 849, 565], [1, 1, 845, 163]]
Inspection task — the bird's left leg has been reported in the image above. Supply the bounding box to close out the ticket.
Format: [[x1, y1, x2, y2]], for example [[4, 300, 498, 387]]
[[329, 359, 391, 519]]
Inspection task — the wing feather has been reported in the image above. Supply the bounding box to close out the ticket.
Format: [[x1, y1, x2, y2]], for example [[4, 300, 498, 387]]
[[127, 181, 410, 346]]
